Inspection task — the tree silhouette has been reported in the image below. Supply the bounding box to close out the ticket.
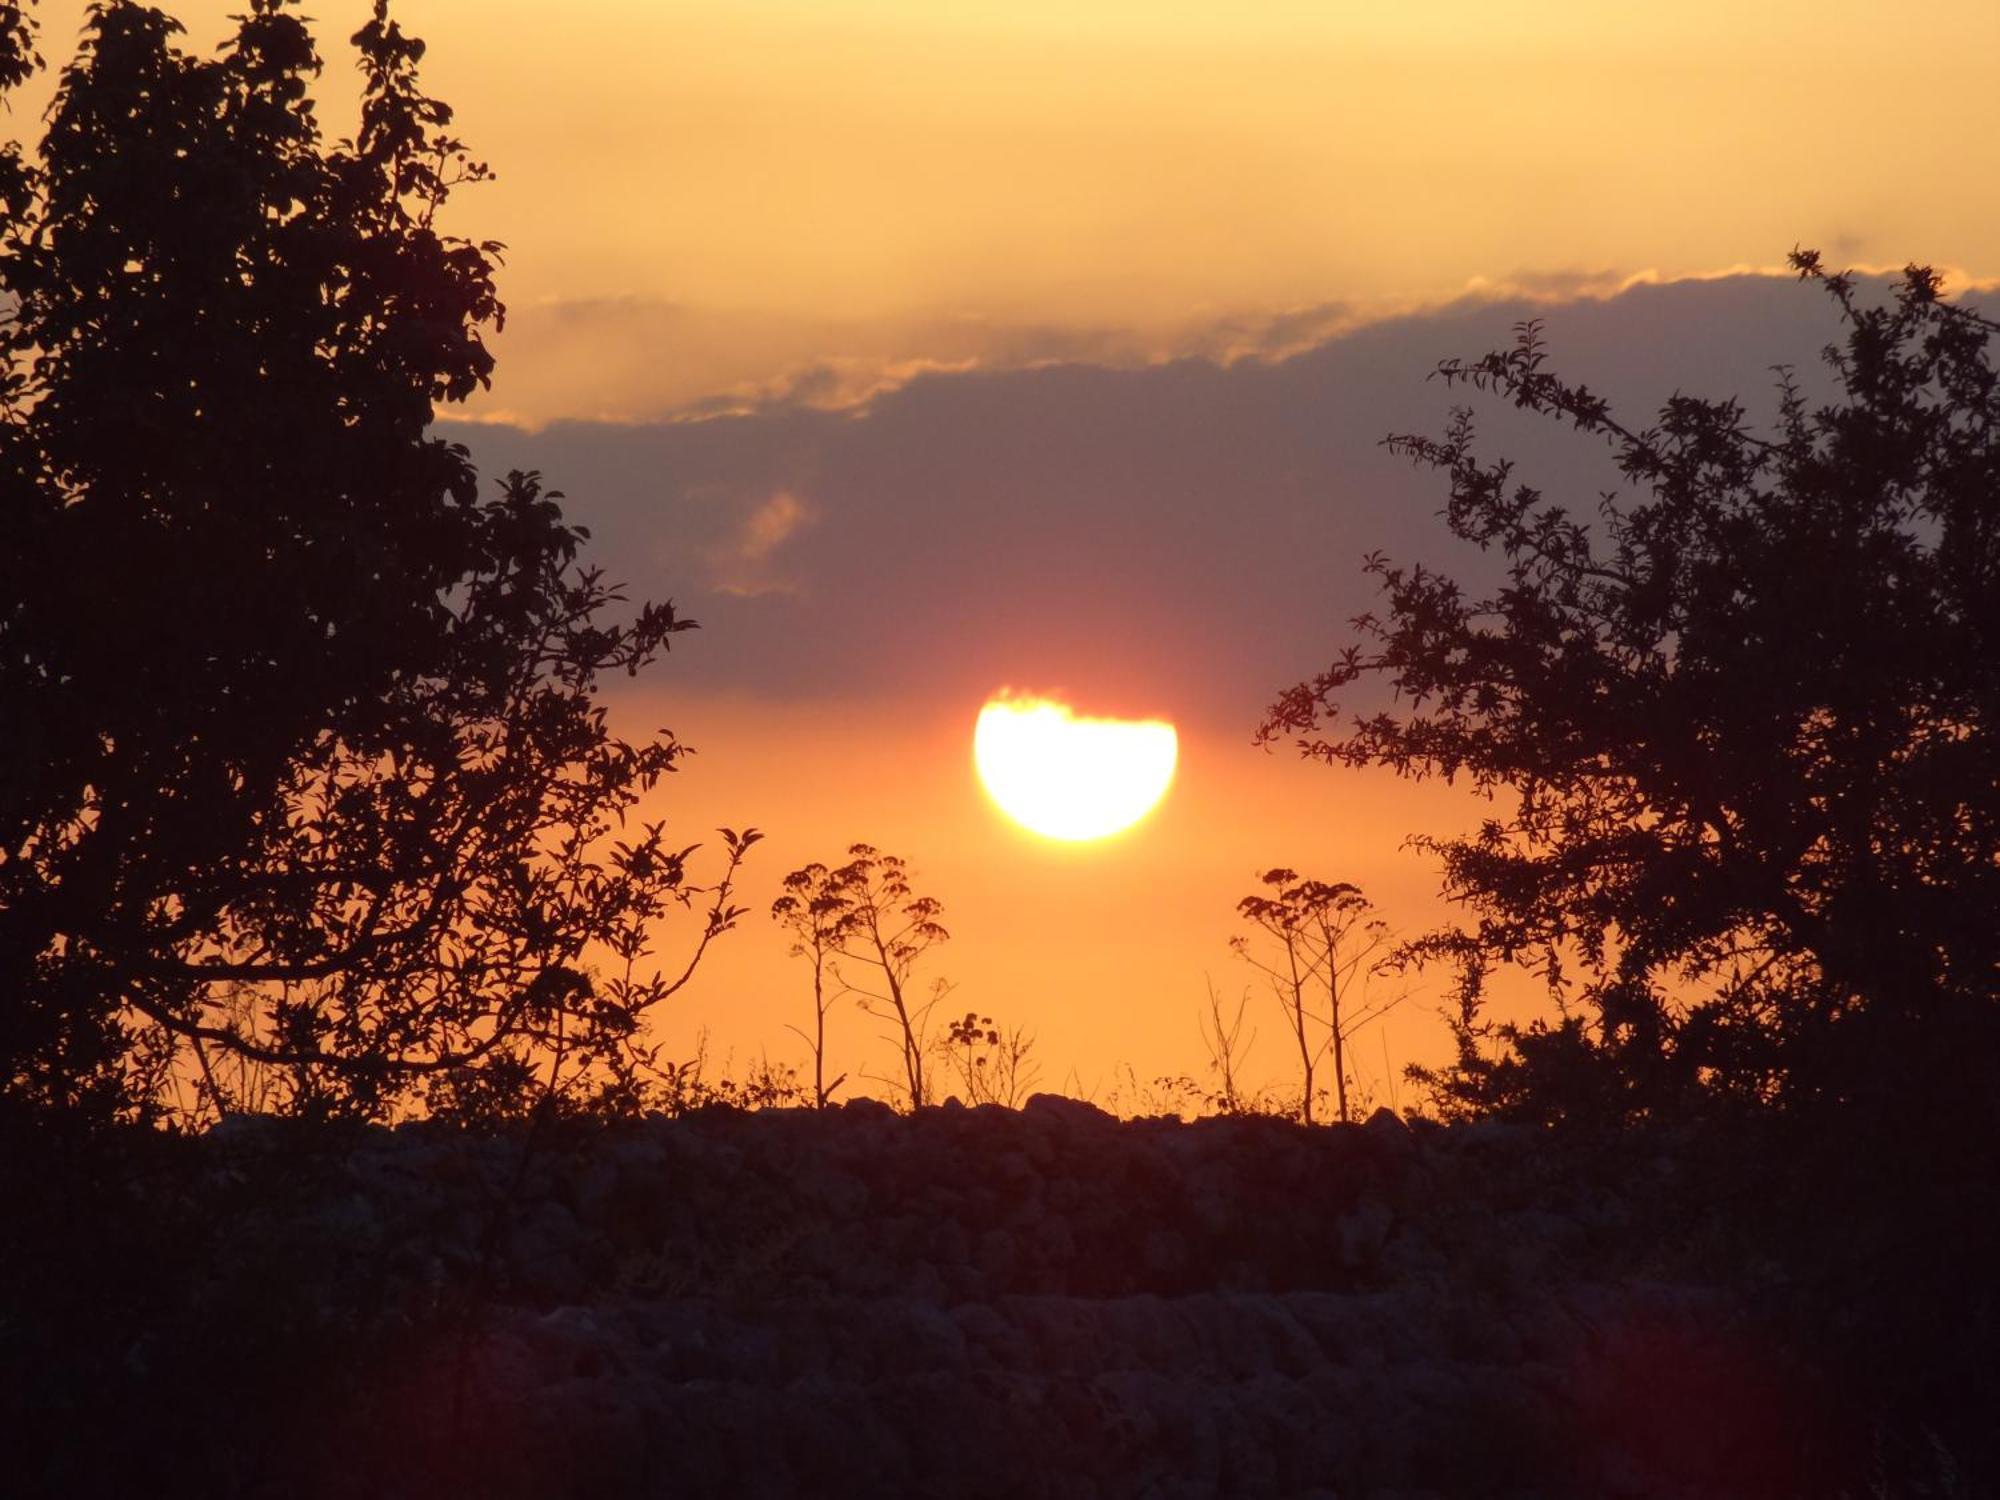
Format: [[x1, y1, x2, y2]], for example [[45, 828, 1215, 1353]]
[[1260, 254, 2000, 1123], [0, 1, 740, 1123], [1232, 871, 1392, 1123]]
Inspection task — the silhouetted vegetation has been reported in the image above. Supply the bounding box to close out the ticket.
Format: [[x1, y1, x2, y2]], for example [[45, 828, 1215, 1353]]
[[1263, 256, 2000, 1485], [776, 844, 951, 1107], [1263, 254, 1999, 1129], [937, 1009, 1040, 1107], [1196, 978, 1258, 1114], [771, 861, 854, 1107], [1232, 871, 1397, 1123], [2, 2, 1992, 1491], [0, 1, 748, 1128]]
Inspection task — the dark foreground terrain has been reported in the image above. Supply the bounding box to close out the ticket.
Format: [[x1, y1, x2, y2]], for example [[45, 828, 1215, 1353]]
[[3, 1100, 1990, 1499]]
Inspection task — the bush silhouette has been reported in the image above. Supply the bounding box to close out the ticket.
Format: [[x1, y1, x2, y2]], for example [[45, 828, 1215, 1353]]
[[936, 1009, 1039, 1107], [0, 1, 743, 1125], [1261, 254, 2000, 1124]]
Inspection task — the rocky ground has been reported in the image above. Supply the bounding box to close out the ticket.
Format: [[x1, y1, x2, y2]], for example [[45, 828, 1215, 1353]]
[[1, 1099, 1968, 1498]]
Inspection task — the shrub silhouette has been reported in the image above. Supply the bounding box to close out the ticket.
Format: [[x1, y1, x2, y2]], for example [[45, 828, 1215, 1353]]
[[0, 1, 746, 1125], [936, 1009, 1039, 1107], [1261, 253, 2000, 1124]]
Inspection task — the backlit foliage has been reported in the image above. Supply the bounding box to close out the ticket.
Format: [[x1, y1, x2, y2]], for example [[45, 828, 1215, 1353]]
[[0, 2, 743, 1124], [1263, 255, 2000, 1122]]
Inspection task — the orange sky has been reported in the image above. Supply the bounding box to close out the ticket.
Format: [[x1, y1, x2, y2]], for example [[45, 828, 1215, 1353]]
[[13, 1, 1994, 1108], [617, 689, 1500, 1113]]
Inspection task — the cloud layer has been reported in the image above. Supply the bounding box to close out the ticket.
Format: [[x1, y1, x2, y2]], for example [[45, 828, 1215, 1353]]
[[445, 273, 1893, 730]]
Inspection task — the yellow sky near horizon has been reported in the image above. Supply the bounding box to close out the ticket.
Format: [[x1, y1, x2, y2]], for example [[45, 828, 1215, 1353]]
[[11, 0, 2000, 422]]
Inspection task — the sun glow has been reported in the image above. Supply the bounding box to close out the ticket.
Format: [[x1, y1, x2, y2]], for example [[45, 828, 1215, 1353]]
[[973, 694, 1178, 841]]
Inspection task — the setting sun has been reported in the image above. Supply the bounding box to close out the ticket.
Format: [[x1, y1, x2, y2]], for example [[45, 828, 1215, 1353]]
[[973, 694, 1178, 841]]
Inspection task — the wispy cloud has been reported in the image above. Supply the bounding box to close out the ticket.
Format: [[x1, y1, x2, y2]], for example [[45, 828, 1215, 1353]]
[[457, 259, 1998, 432], [707, 490, 815, 597]]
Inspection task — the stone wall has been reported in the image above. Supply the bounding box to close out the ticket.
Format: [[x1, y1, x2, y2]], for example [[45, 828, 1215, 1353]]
[[4, 1101, 1865, 1498]]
